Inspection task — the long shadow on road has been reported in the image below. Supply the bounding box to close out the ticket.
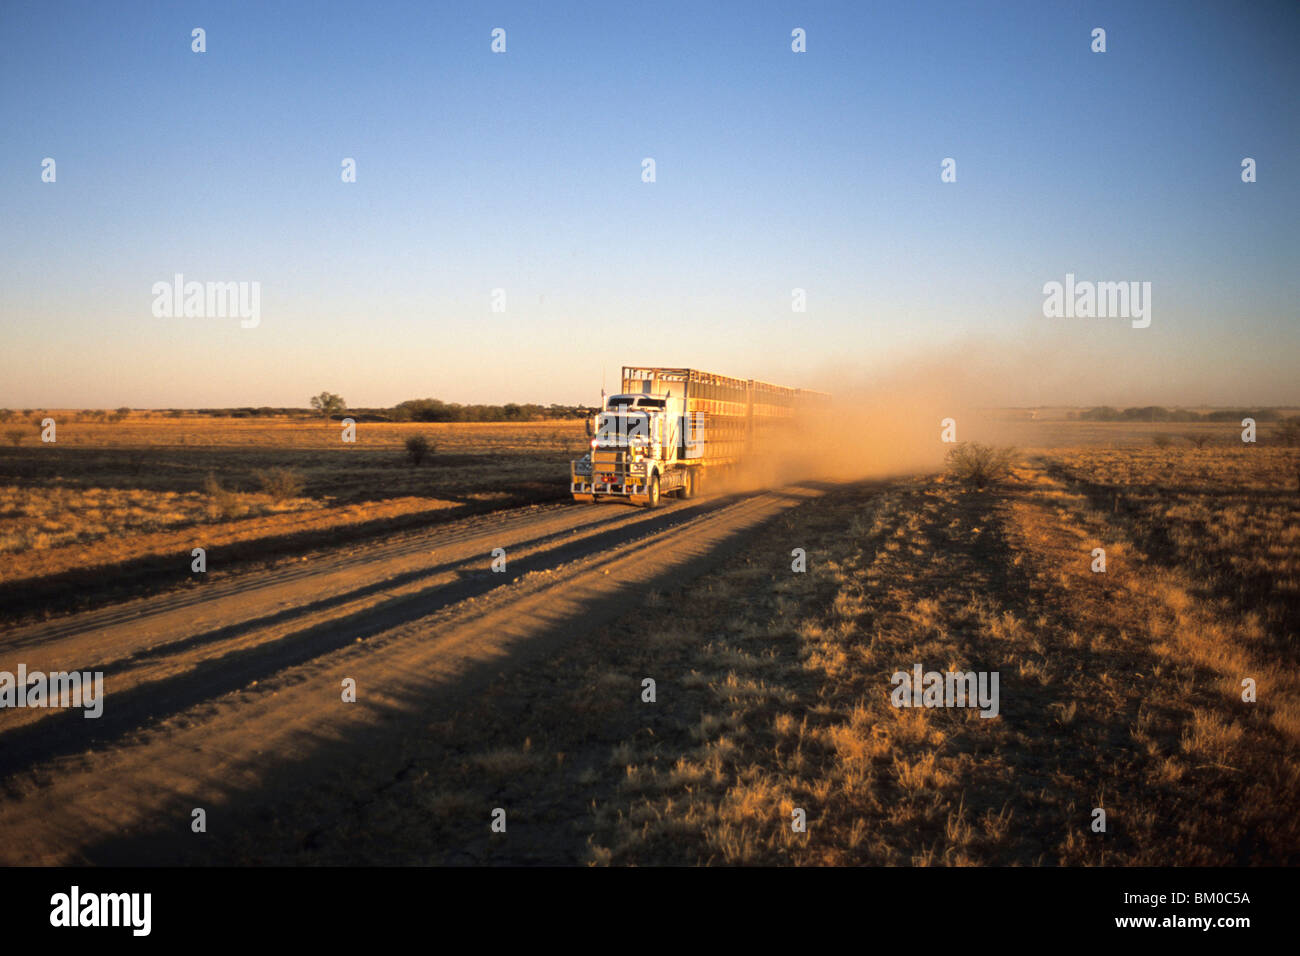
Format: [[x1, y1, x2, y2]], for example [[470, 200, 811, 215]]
[[0, 491, 821, 798], [58, 484, 831, 864]]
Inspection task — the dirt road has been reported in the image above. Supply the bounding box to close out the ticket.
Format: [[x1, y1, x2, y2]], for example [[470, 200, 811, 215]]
[[0, 486, 822, 864]]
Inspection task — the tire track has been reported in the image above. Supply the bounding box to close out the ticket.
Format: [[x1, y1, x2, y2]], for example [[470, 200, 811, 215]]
[[0, 485, 823, 864]]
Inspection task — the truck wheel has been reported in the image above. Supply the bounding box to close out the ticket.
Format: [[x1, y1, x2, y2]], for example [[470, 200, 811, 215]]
[[679, 469, 696, 499], [646, 474, 660, 509]]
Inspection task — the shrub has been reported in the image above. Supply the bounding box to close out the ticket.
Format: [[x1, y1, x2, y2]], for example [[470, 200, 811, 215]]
[[5, 429, 24, 447], [203, 473, 246, 519], [405, 434, 433, 465], [945, 443, 1017, 489], [1184, 433, 1212, 449], [1153, 434, 1173, 448], [254, 467, 306, 502]]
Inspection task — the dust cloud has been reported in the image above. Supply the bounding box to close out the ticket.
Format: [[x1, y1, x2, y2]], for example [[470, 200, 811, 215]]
[[727, 351, 1033, 492]]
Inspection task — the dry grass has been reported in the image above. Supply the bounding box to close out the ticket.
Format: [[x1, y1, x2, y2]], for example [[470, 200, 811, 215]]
[[0, 416, 586, 593], [164, 424, 1300, 866], [0, 483, 266, 553]]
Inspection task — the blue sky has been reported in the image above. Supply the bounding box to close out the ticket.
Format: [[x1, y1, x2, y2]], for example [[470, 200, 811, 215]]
[[1, 0, 1297, 407]]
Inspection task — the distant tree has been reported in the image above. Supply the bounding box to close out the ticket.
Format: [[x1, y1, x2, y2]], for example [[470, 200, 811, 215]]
[[1184, 433, 1212, 449], [1080, 406, 1122, 422], [5, 429, 24, 447], [1123, 406, 1173, 422], [1206, 408, 1279, 423], [390, 397, 595, 423], [310, 391, 347, 422], [394, 398, 450, 423]]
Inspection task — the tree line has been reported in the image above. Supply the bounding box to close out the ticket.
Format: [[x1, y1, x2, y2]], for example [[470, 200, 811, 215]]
[[1077, 406, 1292, 423]]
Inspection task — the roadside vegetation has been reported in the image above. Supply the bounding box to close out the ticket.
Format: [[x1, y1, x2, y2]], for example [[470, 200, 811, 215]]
[[944, 442, 1017, 489], [3, 410, 1296, 865], [0, 417, 588, 615], [256, 442, 1300, 865]]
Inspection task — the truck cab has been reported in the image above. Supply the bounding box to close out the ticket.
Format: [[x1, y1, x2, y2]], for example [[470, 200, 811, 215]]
[[571, 393, 691, 507], [570, 365, 817, 509]]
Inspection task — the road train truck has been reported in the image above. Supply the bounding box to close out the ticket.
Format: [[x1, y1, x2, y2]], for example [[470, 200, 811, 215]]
[[570, 366, 828, 507]]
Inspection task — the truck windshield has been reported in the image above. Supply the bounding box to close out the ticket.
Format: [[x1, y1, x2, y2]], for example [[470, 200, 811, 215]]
[[596, 412, 650, 444]]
